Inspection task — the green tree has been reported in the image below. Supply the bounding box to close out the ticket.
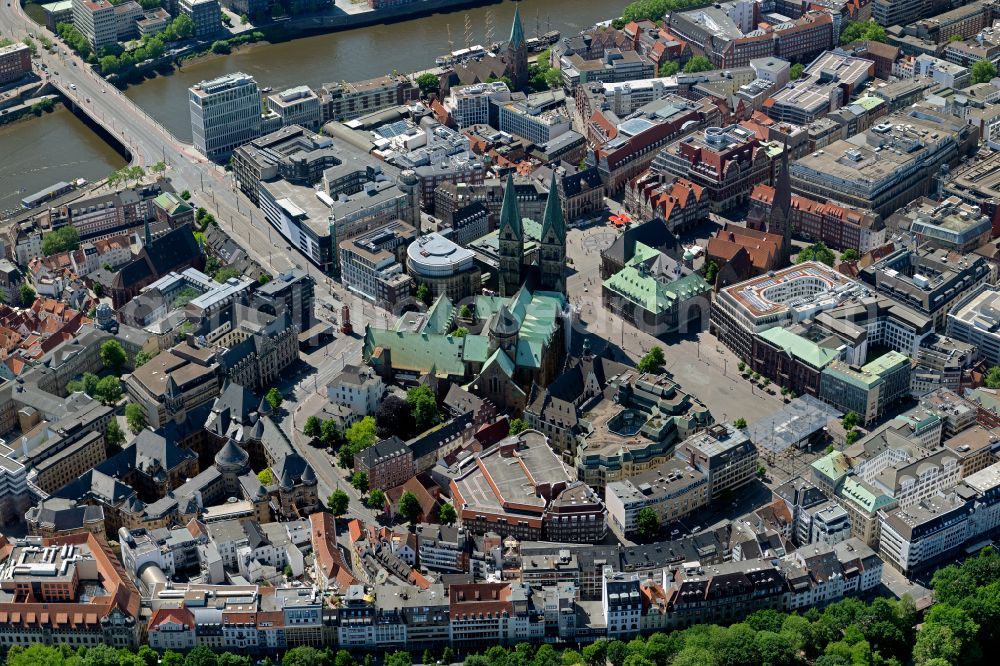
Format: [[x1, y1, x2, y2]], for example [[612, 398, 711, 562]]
[[973, 58, 999, 84], [416, 73, 440, 97], [99, 54, 122, 75], [94, 375, 122, 404], [840, 19, 887, 43], [214, 266, 242, 282], [398, 489, 422, 524], [842, 411, 860, 431], [416, 282, 432, 305], [841, 248, 860, 262], [637, 507, 660, 537], [345, 416, 377, 451], [459, 304, 473, 319], [451, 326, 469, 337], [949, 33, 964, 41], [637, 346, 666, 373], [423, 650, 435, 666], [321, 418, 343, 448], [797, 241, 836, 266], [385, 653, 411, 666], [439, 501, 457, 525], [163, 13, 194, 40], [351, 471, 369, 494], [846, 429, 861, 445], [734, 417, 748, 429], [257, 468, 274, 485], [703, 260, 719, 285], [211, 40, 232, 54], [757, 463, 768, 478], [137, 646, 159, 666], [367, 488, 386, 511], [179, 190, 191, 200], [105, 419, 125, 453], [985, 366, 1000, 388], [303, 415, 323, 439], [100, 339, 128, 374], [334, 650, 354, 666], [41, 225, 81, 256], [441, 647, 455, 665], [376, 394, 416, 439], [407, 385, 440, 432], [509, 417, 529, 435], [282, 647, 329, 666], [126, 402, 147, 434], [327, 489, 349, 516], [683, 55, 713, 73], [134, 350, 154, 367], [163, 652, 185, 666], [185, 646, 219, 666], [265, 387, 283, 411], [659, 60, 680, 76], [790, 62, 805, 80]]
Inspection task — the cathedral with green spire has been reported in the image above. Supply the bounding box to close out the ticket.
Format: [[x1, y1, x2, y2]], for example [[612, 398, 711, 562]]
[[497, 172, 567, 297]]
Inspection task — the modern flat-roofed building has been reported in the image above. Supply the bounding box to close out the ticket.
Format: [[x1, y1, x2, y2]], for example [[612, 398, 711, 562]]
[[886, 196, 992, 253], [948, 285, 1000, 367], [125, 341, 221, 428], [605, 458, 709, 537], [405, 232, 481, 302], [319, 75, 420, 123], [266, 86, 322, 131], [113, 0, 142, 40], [339, 220, 416, 307], [231, 125, 340, 205], [765, 51, 874, 125], [189, 72, 263, 162], [450, 430, 607, 542], [0, 43, 31, 85], [72, 0, 116, 49], [710, 261, 867, 361], [652, 124, 771, 212], [857, 245, 992, 331], [820, 351, 912, 425], [39, 0, 74, 30], [0, 532, 141, 648], [179, 0, 220, 39], [673, 422, 758, 499], [445, 81, 511, 128], [790, 104, 976, 219]]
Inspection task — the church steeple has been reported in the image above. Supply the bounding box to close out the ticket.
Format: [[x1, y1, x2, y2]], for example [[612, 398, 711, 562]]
[[505, 4, 528, 90], [769, 140, 793, 264], [498, 173, 524, 297], [538, 173, 566, 294]]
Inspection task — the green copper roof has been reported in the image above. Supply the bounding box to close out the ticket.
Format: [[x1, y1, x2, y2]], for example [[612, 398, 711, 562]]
[[837, 477, 896, 514], [862, 351, 910, 376], [498, 173, 522, 239], [154, 192, 192, 216], [758, 327, 839, 370], [462, 335, 491, 364], [811, 450, 850, 485], [603, 265, 711, 315], [540, 172, 565, 243], [422, 295, 454, 335], [824, 351, 910, 389], [364, 329, 467, 377], [509, 5, 526, 48], [516, 338, 544, 368], [483, 347, 516, 377]]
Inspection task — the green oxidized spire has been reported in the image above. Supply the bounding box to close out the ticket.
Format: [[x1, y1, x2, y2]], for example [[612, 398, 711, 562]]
[[541, 172, 565, 243], [499, 172, 522, 239], [509, 4, 526, 49]]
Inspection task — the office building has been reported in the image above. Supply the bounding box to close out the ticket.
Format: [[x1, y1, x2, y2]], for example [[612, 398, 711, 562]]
[[674, 422, 758, 499], [405, 232, 481, 302], [450, 430, 607, 543], [820, 352, 912, 425], [189, 72, 263, 162], [605, 458, 710, 537], [948, 286, 1000, 367], [886, 197, 992, 253], [766, 51, 874, 125], [71, 0, 116, 50], [252, 268, 315, 334], [789, 104, 976, 218], [0, 533, 141, 648], [125, 340, 221, 428], [318, 75, 419, 123], [445, 81, 511, 128], [355, 436, 414, 492], [231, 126, 340, 205], [496, 92, 572, 145], [266, 86, 322, 131], [857, 245, 992, 331], [338, 221, 416, 307], [179, 0, 220, 39], [0, 43, 31, 85]]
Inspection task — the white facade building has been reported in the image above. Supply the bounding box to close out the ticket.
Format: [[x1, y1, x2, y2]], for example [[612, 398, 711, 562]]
[[190, 72, 263, 162]]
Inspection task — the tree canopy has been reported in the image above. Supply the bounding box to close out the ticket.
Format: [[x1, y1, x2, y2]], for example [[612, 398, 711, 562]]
[[797, 242, 836, 266], [972, 59, 998, 84], [638, 346, 666, 374], [840, 19, 887, 43]]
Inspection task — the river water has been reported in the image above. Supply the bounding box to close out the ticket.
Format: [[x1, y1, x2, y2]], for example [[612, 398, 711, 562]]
[[0, 0, 623, 200], [0, 106, 127, 214]]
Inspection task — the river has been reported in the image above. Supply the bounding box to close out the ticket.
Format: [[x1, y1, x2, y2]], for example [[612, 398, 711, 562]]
[[0, 106, 127, 215], [1, 0, 623, 198]]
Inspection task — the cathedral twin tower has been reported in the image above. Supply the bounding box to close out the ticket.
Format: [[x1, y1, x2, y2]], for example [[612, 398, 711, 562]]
[[497, 172, 567, 297]]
